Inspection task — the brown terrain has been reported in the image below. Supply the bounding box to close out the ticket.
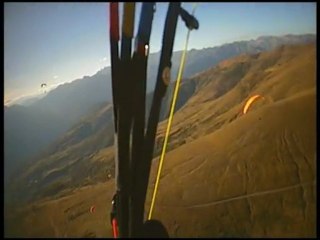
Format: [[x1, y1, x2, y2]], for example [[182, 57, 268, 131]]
[[4, 43, 316, 237]]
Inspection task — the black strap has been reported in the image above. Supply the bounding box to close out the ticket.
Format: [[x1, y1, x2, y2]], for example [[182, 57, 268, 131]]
[[116, 3, 136, 237], [109, 2, 120, 132], [129, 3, 156, 237]]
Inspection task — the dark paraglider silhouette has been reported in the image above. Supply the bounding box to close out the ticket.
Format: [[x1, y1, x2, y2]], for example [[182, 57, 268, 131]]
[[41, 83, 47, 93]]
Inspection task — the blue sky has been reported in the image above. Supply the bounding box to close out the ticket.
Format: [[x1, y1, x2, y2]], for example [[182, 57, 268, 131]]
[[4, 2, 316, 104]]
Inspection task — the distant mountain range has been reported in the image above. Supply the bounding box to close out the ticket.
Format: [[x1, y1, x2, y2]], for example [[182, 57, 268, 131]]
[[4, 34, 316, 183]]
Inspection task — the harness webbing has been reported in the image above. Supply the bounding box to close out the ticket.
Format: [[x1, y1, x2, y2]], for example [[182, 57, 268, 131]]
[[130, 3, 156, 237], [109, 2, 199, 237], [117, 3, 136, 237], [109, 3, 120, 202]]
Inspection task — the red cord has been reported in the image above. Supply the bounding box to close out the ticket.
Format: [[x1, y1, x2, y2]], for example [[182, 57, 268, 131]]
[[110, 3, 119, 41], [112, 218, 119, 238]]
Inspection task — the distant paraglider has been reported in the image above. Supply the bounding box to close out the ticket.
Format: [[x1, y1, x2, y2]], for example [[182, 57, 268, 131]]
[[90, 205, 96, 213], [41, 83, 47, 93]]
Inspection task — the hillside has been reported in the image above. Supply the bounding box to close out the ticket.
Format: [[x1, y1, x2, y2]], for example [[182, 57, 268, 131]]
[[6, 103, 115, 204], [150, 44, 316, 237], [152, 88, 316, 237], [4, 42, 316, 237], [4, 105, 68, 182], [154, 43, 316, 153]]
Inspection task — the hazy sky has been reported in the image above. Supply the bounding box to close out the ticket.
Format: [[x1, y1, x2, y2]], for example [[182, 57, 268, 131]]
[[4, 2, 316, 104]]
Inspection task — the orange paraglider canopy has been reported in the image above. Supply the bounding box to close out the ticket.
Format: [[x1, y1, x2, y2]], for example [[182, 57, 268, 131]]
[[243, 94, 264, 114]]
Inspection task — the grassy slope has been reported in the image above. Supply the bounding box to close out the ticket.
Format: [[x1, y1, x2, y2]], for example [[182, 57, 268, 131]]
[[152, 88, 316, 237]]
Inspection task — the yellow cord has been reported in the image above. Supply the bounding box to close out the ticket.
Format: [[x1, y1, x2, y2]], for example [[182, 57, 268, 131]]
[[148, 3, 198, 220]]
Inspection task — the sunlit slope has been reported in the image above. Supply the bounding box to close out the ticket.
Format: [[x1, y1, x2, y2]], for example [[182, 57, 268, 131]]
[[148, 86, 316, 237]]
